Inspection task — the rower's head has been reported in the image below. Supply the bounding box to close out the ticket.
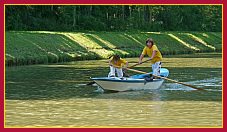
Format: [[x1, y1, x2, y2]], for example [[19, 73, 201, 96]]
[[146, 38, 154, 48], [113, 54, 120, 61]]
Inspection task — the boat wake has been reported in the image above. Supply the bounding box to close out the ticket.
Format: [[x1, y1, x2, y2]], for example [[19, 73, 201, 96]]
[[93, 86, 105, 93], [192, 77, 222, 87], [162, 77, 222, 91]]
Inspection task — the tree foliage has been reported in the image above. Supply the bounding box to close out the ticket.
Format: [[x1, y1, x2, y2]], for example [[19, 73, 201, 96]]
[[5, 5, 222, 32]]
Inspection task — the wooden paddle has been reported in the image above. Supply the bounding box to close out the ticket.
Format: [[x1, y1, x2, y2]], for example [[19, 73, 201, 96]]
[[123, 58, 152, 77], [128, 58, 152, 68], [86, 81, 96, 86], [125, 68, 205, 91]]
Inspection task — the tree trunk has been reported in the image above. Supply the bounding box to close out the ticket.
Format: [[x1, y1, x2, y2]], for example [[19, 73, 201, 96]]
[[73, 6, 76, 27], [90, 6, 92, 16], [122, 6, 125, 21], [149, 6, 153, 23], [129, 6, 132, 18], [51, 5, 53, 11]]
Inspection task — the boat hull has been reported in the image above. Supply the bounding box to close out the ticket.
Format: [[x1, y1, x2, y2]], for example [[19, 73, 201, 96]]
[[92, 78, 164, 91], [91, 68, 169, 91]]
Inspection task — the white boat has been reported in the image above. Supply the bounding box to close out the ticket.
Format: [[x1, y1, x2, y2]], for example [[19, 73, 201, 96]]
[[91, 68, 169, 91]]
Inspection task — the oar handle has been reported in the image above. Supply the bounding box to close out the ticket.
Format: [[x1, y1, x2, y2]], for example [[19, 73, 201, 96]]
[[128, 59, 151, 68], [109, 58, 151, 69], [125, 68, 205, 91]]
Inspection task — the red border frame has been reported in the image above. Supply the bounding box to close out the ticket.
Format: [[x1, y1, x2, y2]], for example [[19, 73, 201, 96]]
[[1, 0, 225, 131], [0, 0, 224, 4]]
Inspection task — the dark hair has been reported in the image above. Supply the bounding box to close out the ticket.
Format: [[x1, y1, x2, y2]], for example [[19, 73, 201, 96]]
[[113, 54, 120, 61], [146, 38, 154, 45]]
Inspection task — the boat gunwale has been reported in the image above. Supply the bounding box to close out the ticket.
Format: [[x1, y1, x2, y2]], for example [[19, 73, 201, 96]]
[[91, 78, 163, 83]]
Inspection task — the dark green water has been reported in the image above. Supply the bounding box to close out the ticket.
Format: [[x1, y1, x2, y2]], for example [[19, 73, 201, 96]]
[[5, 54, 222, 127]]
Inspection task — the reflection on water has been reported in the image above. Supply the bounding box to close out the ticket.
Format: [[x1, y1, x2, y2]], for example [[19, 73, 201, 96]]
[[5, 55, 222, 127]]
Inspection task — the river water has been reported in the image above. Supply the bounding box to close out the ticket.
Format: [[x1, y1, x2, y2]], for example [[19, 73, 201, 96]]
[[5, 53, 222, 127]]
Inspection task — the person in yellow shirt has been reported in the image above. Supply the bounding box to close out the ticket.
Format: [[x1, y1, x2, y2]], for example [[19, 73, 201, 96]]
[[138, 38, 162, 77], [108, 54, 128, 78]]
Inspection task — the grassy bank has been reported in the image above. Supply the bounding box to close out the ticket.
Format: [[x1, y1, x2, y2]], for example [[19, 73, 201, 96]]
[[5, 31, 222, 66]]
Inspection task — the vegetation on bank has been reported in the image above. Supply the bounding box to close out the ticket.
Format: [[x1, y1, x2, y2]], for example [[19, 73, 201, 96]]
[[6, 5, 221, 32], [5, 31, 222, 66]]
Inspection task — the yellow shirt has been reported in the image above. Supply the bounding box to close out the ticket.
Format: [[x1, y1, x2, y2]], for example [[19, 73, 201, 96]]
[[109, 57, 127, 68], [142, 45, 162, 64]]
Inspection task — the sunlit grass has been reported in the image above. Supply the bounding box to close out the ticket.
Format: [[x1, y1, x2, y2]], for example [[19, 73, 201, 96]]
[[6, 54, 15, 59], [123, 33, 144, 47], [185, 33, 216, 50], [168, 33, 200, 51], [202, 33, 209, 38], [63, 33, 102, 49], [5, 31, 222, 66], [141, 32, 161, 34], [88, 34, 116, 49]]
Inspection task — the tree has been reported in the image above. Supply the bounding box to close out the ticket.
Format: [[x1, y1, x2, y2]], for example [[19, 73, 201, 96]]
[[5, 5, 222, 32]]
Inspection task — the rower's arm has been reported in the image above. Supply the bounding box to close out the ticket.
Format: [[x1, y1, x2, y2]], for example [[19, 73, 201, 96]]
[[150, 50, 157, 60], [125, 61, 129, 67], [139, 54, 144, 64]]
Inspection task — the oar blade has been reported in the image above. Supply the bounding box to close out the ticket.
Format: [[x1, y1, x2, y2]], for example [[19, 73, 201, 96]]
[[86, 81, 96, 86], [126, 68, 205, 91]]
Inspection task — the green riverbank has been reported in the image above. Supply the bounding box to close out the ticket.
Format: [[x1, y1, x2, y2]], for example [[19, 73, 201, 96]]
[[5, 31, 222, 66]]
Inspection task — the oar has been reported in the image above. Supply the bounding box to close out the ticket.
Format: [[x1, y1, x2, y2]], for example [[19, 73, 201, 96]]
[[125, 68, 205, 91], [123, 58, 151, 77], [86, 81, 96, 86], [128, 58, 151, 68]]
